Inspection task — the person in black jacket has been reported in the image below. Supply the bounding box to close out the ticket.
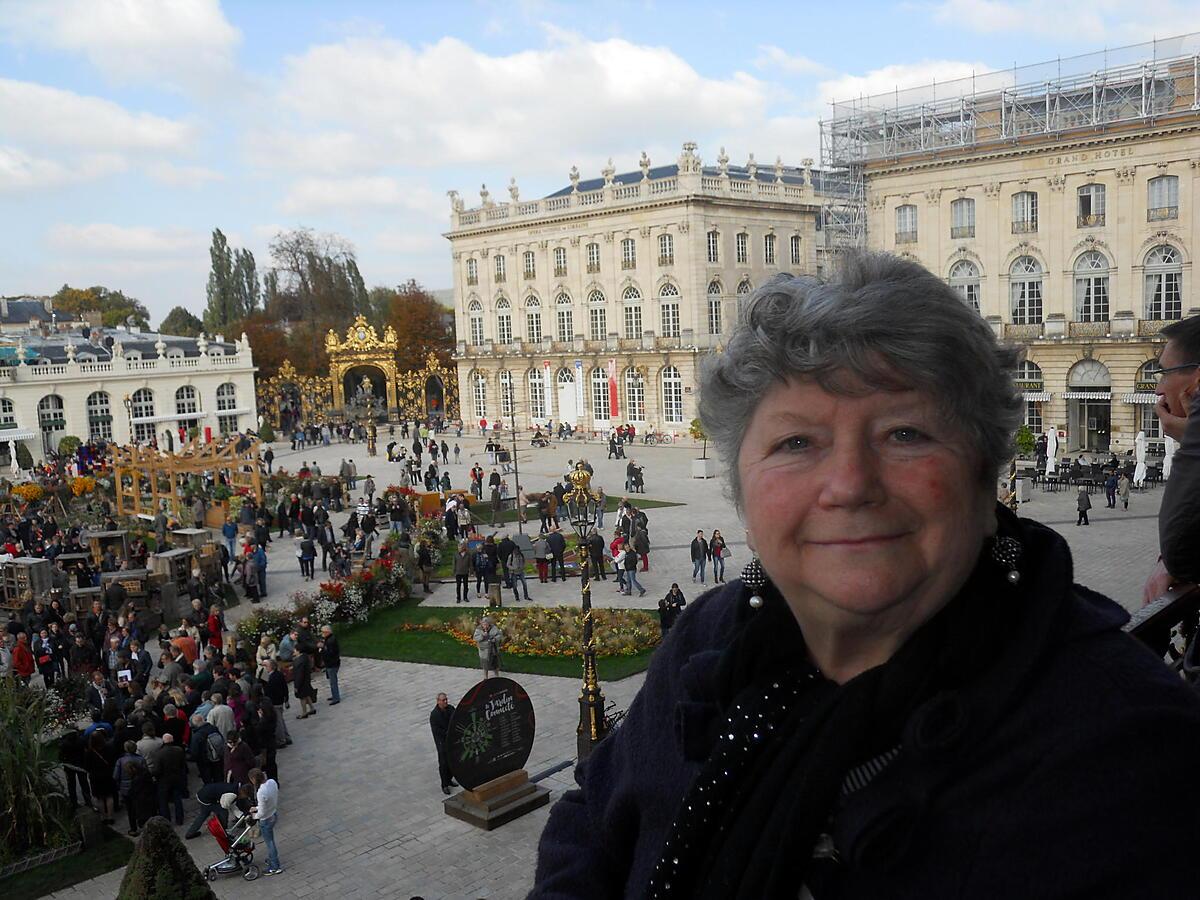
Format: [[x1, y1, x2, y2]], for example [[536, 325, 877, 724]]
[[429, 693, 456, 795], [149, 733, 188, 825], [318, 625, 341, 705], [545, 528, 567, 582]]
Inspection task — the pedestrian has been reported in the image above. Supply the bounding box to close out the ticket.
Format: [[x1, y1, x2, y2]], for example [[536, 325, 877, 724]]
[[621, 540, 646, 596], [510, 542, 531, 602], [594, 487, 606, 529], [473, 616, 503, 678], [690, 530, 711, 584], [263, 447, 274, 473], [364, 476, 376, 505], [248, 768, 283, 876], [292, 649, 316, 719], [545, 527, 567, 582], [1103, 471, 1118, 508], [533, 535, 549, 583], [298, 535, 316, 581], [1076, 486, 1092, 526], [473, 542, 496, 600], [709, 529, 729, 583], [1118, 472, 1131, 510], [149, 732, 188, 825], [417, 539, 433, 594], [318, 625, 341, 705], [430, 692, 457, 795], [658, 584, 686, 635], [453, 443, 461, 464], [113, 740, 150, 836], [453, 542, 472, 604], [223, 729, 256, 786], [632, 523, 650, 572], [184, 780, 240, 840], [222, 517, 238, 561]]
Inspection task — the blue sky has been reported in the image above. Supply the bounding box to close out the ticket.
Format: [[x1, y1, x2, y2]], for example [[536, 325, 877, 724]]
[[2, 0, 1197, 323]]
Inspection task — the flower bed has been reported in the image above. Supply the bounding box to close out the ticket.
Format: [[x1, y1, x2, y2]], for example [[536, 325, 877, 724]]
[[399, 606, 662, 658]]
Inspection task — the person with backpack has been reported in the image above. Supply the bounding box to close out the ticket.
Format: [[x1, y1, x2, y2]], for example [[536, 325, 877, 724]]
[[188, 712, 225, 784], [473, 545, 495, 601]]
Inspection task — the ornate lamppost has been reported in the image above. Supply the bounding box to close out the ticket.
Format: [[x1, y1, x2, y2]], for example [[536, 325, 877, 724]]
[[563, 461, 607, 760], [122, 394, 133, 445]]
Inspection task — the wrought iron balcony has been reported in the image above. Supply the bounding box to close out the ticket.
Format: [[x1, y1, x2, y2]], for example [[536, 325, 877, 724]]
[[1077, 213, 1105, 228], [950, 226, 975, 239], [1011, 220, 1038, 234], [894, 230, 918, 244], [1148, 206, 1178, 222]]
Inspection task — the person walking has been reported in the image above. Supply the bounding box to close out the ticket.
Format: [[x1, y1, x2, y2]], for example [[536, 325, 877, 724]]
[[363, 476, 376, 506], [222, 517, 238, 562], [292, 650, 316, 719], [249, 768, 283, 876], [453, 542, 471, 604], [621, 540, 646, 597], [1103, 471, 1118, 508], [298, 535, 316, 582], [1118, 472, 1131, 510], [709, 529, 728, 583], [545, 527, 567, 583], [318, 625, 341, 705], [113, 740, 150, 836], [509, 542, 532, 602], [689, 530, 711, 584], [1076, 486, 1092, 526], [430, 692, 457, 795], [149, 732, 188, 825], [632, 523, 650, 572], [473, 616, 503, 678]]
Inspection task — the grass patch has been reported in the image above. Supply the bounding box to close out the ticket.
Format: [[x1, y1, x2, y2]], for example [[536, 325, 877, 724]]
[[5, 828, 133, 900], [336, 601, 654, 680]]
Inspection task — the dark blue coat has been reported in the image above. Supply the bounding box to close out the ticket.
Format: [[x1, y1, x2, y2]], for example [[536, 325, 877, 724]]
[[531, 520, 1200, 898]]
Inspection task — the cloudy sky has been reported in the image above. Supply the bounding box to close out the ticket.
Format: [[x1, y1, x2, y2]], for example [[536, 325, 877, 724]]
[[2, 0, 1197, 323]]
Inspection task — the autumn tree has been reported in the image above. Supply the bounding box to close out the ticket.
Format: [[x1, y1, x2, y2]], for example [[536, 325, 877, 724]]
[[265, 228, 369, 323], [381, 279, 454, 366], [51, 284, 150, 328], [204, 228, 259, 332], [159, 306, 203, 336]]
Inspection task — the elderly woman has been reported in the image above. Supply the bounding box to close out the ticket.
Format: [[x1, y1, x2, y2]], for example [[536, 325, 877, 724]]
[[531, 252, 1200, 898], [473, 616, 503, 679]]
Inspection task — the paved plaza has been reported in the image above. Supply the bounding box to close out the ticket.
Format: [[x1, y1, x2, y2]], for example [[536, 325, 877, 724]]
[[50, 431, 1166, 899]]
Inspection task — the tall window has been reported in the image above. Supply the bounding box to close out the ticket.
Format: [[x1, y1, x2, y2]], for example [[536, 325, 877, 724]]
[[1144, 245, 1183, 319], [472, 373, 487, 419], [85, 391, 112, 440], [1011, 191, 1038, 233], [659, 283, 681, 338], [1141, 404, 1163, 439], [555, 293, 573, 342], [1024, 401, 1043, 434], [588, 290, 607, 341], [591, 368, 610, 421], [707, 281, 723, 335], [623, 287, 643, 339], [895, 205, 917, 243], [949, 260, 981, 313], [1010, 256, 1043, 324], [736, 232, 748, 264], [1148, 175, 1179, 220], [498, 370, 514, 417], [625, 368, 646, 421], [468, 300, 485, 345], [175, 385, 199, 431], [621, 238, 637, 269], [1073, 251, 1110, 322], [525, 296, 542, 342], [0, 398, 15, 428], [658, 233, 674, 265], [951, 198, 975, 238], [553, 247, 567, 277], [216, 382, 238, 435], [494, 254, 506, 282], [707, 230, 719, 263], [496, 297, 513, 345], [131, 387, 155, 443], [790, 234, 802, 266], [1077, 183, 1106, 227], [523, 251, 536, 279], [587, 242, 601, 273], [528, 369, 546, 419], [465, 258, 478, 286], [661, 366, 683, 423], [763, 233, 777, 265]]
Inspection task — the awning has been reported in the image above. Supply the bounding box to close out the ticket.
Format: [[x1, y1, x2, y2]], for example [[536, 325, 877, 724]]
[[1061, 390, 1111, 400], [0, 428, 37, 441], [1022, 391, 1051, 402], [1121, 392, 1159, 404]]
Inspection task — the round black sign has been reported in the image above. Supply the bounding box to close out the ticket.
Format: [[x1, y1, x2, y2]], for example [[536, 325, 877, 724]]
[[447, 677, 536, 791]]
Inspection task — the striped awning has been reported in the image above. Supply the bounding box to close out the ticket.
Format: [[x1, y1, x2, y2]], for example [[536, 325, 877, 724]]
[[1121, 392, 1159, 404], [1061, 390, 1111, 400], [1022, 391, 1051, 402], [0, 428, 37, 441]]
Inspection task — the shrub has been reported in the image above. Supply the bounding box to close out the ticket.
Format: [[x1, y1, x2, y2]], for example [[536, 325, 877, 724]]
[[258, 422, 275, 443], [1015, 424, 1036, 458], [13, 482, 44, 502], [688, 418, 709, 459], [116, 817, 214, 899], [416, 606, 662, 658], [70, 476, 97, 497], [57, 435, 82, 456], [14, 441, 33, 471]]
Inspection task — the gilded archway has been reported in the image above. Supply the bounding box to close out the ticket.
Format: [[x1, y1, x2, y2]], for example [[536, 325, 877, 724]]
[[325, 315, 400, 414], [397, 351, 461, 420], [255, 359, 333, 429]]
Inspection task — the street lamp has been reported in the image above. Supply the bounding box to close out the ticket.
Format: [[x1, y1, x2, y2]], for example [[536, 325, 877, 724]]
[[122, 394, 133, 444], [562, 460, 607, 760]]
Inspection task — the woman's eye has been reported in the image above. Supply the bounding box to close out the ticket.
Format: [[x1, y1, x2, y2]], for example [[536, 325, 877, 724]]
[[779, 435, 811, 452], [890, 427, 926, 443]]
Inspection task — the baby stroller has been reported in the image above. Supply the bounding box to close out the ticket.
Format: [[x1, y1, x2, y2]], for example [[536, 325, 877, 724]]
[[204, 797, 259, 882]]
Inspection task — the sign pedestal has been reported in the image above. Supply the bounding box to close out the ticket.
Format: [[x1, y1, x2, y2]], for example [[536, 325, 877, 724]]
[[443, 769, 550, 831]]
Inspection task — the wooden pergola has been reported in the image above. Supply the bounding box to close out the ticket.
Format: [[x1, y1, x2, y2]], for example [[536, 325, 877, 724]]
[[113, 437, 263, 518]]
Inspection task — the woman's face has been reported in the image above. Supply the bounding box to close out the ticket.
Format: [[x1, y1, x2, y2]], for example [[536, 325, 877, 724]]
[[739, 376, 995, 641]]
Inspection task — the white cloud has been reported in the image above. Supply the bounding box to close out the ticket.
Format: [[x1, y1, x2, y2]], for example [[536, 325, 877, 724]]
[[0, 146, 127, 192], [147, 161, 225, 187], [47, 223, 209, 259], [281, 176, 445, 217], [0, 0, 240, 93], [755, 45, 828, 76], [818, 60, 995, 106], [929, 0, 1200, 42]]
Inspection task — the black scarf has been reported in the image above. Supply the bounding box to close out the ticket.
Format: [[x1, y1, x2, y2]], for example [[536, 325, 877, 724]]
[[649, 506, 1069, 899]]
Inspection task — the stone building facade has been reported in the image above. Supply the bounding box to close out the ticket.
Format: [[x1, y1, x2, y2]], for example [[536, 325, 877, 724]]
[[445, 143, 826, 433]]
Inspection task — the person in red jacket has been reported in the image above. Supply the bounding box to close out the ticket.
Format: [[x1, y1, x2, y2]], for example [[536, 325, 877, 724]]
[[206, 606, 223, 651], [12, 632, 35, 684]]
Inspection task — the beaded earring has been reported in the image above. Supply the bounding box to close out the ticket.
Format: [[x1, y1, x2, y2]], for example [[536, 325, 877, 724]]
[[990, 535, 1023, 584], [741, 556, 768, 608]]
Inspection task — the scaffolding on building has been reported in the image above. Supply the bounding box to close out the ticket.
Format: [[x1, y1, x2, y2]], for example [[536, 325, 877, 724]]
[[820, 32, 1200, 251]]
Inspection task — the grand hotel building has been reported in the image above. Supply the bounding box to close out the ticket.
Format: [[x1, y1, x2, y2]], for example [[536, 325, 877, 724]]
[[823, 34, 1200, 454], [445, 143, 828, 432]]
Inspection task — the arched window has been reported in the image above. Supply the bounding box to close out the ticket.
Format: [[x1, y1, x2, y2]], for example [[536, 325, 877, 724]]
[[498, 370, 514, 417], [736, 278, 752, 295], [1016, 360, 1043, 386], [948, 260, 980, 312], [1077, 183, 1105, 227], [0, 397, 15, 428], [622, 286, 643, 339], [659, 282, 681, 338], [496, 296, 513, 345], [37, 394, 65, 456], [951, 197, 975, 238], [1148, 175, 1179, 220], [525, 296, 542, 342], [86, 390, 112, 441], [707, 280, 723, 335], [1073, 251, 1110, 322], [166, 347, 185, 360], [624, 368, 646, 421], [175, 385, 199, 431], [216, 382, 238, 435], [523, 250, 536, 279], [1137, 359, 1162, 389], [1009, 256, 1043, 324], [472, 372, 487, 419], [527, 369, 546, 419], [658, 233, 674, 265], [590, 367, 611, 421], [588, 289, 607, 341], [555, 293, 573, 342], [895, 205, 917, 243], [130, 388, 154, 442], [1144, 245, 1183, 319], [661, 366, 684, 423], [468, 300, 485, 345], [789, 234, 802, 266], [1067, 358, 1111, 388]]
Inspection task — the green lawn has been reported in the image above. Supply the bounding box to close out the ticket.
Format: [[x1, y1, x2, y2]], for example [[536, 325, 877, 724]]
[[336, 602, 654, 680], [6, 828, 133, 900]]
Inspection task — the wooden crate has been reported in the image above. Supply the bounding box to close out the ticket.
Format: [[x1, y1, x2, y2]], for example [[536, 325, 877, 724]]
[[84, 530, 130, 566], [150, 549, 194, 594], [100, 568, 151, 602], [69, 586, 103, 615], [1, 557, 53, 609], [171, 528, 211, 552]]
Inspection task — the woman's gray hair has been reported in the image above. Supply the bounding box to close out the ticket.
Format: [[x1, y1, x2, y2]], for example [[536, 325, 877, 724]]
[[699, 250, 1023, 509]]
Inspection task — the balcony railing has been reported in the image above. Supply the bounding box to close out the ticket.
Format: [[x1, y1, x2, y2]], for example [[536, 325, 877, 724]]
[[1004, 322, 1044, 340], [524, 270, 536, 280], [1011, 220, 1038, 234], [895, 231, 918, 244], [621, 259, 637, 270], [1077, 213, 1105, 228], [554, 266, 567, 277], [586, 263, 600, 274], [950, 226, 975, 239], [1148, 206, 1178, 221], [658, 256, 674, 266], [1139, 318, 1178, 336], [466, 276, 478, 286], [1068, 320, 1111, 337]]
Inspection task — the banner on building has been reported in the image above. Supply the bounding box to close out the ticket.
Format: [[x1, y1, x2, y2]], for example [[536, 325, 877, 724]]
[[574, 359, 584, 418], [607, 358, 619, 419]]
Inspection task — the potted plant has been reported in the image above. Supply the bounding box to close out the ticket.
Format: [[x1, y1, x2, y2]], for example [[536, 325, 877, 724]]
[[688, 418, 717, 479]]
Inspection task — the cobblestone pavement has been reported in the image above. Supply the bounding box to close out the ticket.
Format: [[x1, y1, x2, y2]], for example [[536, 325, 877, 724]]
[[51, 432, 1165, 898]]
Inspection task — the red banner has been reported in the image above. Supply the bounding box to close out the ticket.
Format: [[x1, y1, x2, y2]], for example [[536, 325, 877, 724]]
[[607, 358, 619, 419]]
